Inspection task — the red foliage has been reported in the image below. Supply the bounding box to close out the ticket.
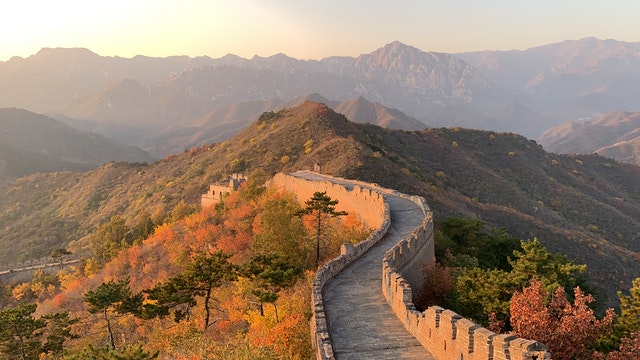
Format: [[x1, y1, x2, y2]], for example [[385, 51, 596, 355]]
[[415, 260, 453, 309], [511, 278, 614, 360]]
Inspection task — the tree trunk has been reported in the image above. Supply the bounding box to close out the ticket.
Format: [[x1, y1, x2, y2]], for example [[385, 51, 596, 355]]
[[273, 302, 279, 324], [204, 286, 212, 329], [315, 211, 322, 269], [104, 307, 115, 349]]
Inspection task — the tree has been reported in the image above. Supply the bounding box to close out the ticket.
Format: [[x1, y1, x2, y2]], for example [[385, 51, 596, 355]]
[[593, 332, 640, 360], [415, 260, 454, 309], [508, 238, 587, 292], [295, 191, 347, 269], [90, 216, 132, 266], [50, 248, 72, 267], [616, 278, 640, 341], [0, 303, 45, 360], [139, 275, 196, 323], [252, 192, 308, 267], [83, 278, 142, 349], [446, 238, 591, 326], [41, 311, 78, 357], [0, 304, 77, 360], [436, 218, 522, 270], [241, 254, 301, 323], [510, 278, 614, 360], [141, 251, 237, 330]]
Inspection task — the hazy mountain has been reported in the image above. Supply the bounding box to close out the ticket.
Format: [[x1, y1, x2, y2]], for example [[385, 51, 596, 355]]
[[21, 42, 521, 153], [539, 111, 640, 165], [0, 47, 216, 113], [143, 94, 426, 156], [5, 39, 638, 152], [0, 108, 155, 182], [2, 101, 639, 305], [458, 37, 640, 119]]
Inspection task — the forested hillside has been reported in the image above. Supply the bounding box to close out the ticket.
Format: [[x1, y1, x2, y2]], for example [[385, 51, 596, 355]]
[[2, 101, 640, 304]]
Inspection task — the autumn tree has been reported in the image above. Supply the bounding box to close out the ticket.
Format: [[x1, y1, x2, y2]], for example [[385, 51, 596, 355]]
[[415, 260, 454, 309], [83, 278, 142, 349], [90, 216, 133, 266], [510, 278, 614, 360], [252, 192, 308, 267], [295, 191, 347, 269]]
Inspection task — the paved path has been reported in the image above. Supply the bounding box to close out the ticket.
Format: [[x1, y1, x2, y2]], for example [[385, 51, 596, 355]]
[[293, 172, 434, 360]]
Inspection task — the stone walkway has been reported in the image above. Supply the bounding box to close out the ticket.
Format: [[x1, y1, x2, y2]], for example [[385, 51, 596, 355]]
[[293, 172, 434, 360]]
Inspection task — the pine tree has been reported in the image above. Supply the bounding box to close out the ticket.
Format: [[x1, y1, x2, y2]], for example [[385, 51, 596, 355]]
[[83, 278, 142, 349], [296, 191, 347, 269]]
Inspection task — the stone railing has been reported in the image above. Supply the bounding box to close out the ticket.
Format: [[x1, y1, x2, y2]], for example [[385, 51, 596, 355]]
[[382, 193, 552, 360]]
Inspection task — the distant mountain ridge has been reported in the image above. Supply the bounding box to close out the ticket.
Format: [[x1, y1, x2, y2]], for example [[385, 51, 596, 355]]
[[539, 111, 640, 165], [2, 42, 540, 156], [0, 108, 155, 182], [458, 37, 640, 119], [4, 38, 640, 159]]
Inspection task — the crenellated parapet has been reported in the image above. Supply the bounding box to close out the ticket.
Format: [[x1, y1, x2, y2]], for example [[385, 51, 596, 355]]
[[382, 193, 552, 360]]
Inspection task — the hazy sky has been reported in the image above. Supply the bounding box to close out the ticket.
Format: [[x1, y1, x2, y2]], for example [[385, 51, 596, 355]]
[[2, 0, 640, 61]]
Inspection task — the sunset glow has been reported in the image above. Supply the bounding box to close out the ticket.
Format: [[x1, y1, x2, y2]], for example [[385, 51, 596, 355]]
[[2, 0, 640, 61]]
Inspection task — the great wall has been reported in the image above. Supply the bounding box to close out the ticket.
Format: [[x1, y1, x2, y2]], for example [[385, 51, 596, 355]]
[[269, 171, 552, 360]]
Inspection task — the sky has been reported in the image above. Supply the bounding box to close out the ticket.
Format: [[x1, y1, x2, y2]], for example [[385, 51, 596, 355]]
[[2, 0, 640, 62]]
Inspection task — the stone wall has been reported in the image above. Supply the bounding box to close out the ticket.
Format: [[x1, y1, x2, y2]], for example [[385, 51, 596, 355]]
[[269, 172, 386, 230], [268, 172, 391, 360], [382, 193, 552, 360], [270, 171, 552, 360]]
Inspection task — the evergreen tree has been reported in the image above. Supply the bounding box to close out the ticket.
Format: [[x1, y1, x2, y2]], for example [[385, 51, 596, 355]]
[[241, 254, 301, 323], [141, 251, 237, 330], [296, 191, 347, 269], [83, 278, 142, 349], [0, 303, 45, 360]]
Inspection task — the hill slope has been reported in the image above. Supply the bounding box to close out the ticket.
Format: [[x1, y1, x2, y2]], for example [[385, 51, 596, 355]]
[[1, 102, 639, 305], [0, 108, 155, 182]]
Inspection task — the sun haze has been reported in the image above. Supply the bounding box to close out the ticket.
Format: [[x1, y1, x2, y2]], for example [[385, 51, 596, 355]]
[[2, 0, 640, 61]]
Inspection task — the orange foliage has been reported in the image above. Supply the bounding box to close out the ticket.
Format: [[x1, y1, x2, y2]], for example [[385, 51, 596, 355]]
[[184, 224, 220, 251], [52, 293, 67, 307], [215, 231, 253, 262]]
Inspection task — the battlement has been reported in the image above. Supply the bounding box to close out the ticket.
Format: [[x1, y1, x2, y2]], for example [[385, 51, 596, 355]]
[[201, 173, 247, 208], [382, 192, 552, 360]]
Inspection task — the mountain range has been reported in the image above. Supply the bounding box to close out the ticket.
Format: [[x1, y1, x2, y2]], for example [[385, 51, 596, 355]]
[[4, 38, 640, 162], [458, 37, 640, 120]]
